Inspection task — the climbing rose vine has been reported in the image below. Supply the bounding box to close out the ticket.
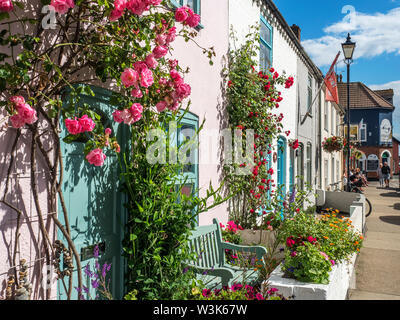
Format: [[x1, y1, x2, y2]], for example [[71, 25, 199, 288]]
[[224, 27, 294, 228], [1, 0, 222, 301]]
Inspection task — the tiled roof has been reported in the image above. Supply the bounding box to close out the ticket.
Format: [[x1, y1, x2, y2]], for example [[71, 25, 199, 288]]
[[337, 82, 395, 110]]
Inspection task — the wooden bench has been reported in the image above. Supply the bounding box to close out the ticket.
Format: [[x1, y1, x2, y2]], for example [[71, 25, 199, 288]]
[[187, 218, 267, 289]]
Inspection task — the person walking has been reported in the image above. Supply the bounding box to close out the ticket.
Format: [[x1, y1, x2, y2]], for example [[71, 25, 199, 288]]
[[377, 163, 384, 187], [381, 162, 391, 188]]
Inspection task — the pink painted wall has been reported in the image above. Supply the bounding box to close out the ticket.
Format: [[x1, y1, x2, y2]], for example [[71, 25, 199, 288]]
[[172, 0, 230, 227]]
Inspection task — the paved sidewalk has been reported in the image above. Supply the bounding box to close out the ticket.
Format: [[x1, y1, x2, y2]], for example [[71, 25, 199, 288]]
[[348, 175, 400, 300]]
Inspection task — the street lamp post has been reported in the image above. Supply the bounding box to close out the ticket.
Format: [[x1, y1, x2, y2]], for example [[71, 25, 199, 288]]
[[342, 33, 356, 192]]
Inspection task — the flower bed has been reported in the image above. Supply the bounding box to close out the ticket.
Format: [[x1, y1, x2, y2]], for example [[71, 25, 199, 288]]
[[265, 253, 357, 300], [261, 208, 363, 300]]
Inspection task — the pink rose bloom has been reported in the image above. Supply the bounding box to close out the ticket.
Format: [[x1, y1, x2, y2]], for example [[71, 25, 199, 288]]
[[65, 118, 81, 135], [140, 68, 154, 88], [155, 34, 167, 46], [152, 45, 168, 59], [170, 69, 183, 84], [10, 114, 25, 129], [133, 61, 148, 73], [145, 54, 158, 69], [114, 0, 127, 11], [131, 87, 143, 98], [86, 148, 106, 167], [0, 0, 13, 12], [129, 103, 143, 123], [175, 6, 189, 22], [110, 8, 124, 21], [166, 27, 176, 43], [145, 0, 161, 5], [168, 59, 178, 69], [159, 77, 168, 86], [50, 0, 74, 14], [18, 103, 38, 124], [9, 95, 25, 107], [126, 0, 148, 16], [121, 68, 139, 88], [175, 83, 191, 99], [186, 13, 201, 28], [121, 104, 143, 125], [156, 101, 167, 112], [113, 110, 124, 123], [105, 128, 112, 135], [79, 115, 95, 132]]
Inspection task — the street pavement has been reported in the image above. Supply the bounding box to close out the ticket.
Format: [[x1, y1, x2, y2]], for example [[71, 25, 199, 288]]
[[348, 175, 400, 300]]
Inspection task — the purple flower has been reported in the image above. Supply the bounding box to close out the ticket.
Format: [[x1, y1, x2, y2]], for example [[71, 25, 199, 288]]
[[84, 264, 92, 277], [83, 285, 89, 294], [102, 263, 108, 278], [91, 279, 100, 289], [93, 245, 99, 259], [183, 267, 189, 274]]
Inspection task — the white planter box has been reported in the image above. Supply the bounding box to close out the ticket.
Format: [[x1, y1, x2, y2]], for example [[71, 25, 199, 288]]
[[264, 254, 357, 300]]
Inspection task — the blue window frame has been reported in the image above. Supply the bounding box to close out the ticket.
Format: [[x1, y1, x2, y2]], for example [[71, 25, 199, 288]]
[[260, 16, 273, 71], [169, 111, 199, 220], [171, 0, 203, 29]]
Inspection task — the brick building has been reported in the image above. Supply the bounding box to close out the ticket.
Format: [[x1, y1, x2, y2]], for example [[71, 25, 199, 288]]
[[337, 82, 396, 179]]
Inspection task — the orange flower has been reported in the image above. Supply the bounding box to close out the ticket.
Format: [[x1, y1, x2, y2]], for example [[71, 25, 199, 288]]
[[323, 236, 329, 240]]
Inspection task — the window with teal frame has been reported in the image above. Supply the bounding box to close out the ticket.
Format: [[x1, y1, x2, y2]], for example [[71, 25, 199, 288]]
[[260, 16, 273, 71], [169, 111, 199, 221], [171, 0, 203, 28]]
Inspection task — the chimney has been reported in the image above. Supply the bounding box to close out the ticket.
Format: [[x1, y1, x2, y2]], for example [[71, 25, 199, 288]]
[[291, 24, 301, 42]]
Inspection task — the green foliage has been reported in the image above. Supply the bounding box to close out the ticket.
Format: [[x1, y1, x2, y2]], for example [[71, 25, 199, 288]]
[[282, 242, 332, 284], [223, 26, 295, 229], [279, 210, 364, 284]]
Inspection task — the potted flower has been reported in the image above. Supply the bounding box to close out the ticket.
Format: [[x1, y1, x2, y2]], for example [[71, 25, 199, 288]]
[[322, 136, 344, 153]]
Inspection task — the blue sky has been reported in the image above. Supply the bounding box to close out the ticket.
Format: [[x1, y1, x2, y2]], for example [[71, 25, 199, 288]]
[[273, 0, 400, 140]]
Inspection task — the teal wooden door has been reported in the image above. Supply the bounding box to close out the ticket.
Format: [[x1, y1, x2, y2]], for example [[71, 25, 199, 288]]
[[277, 137, 287, 195], [57, 86, 126, 300]]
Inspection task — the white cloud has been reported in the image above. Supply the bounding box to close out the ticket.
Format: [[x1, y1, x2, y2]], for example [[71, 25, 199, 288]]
[[369, 80, 400, 140], [302, 7, 400, 67]]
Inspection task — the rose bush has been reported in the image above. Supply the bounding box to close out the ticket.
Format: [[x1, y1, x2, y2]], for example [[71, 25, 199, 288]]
[[0, 0, 222, 300], [223, 27, 295, 229]]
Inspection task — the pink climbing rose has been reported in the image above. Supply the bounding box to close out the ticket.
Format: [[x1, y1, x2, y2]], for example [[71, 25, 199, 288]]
[[140, 68, 154, 88], [145, 54, 158, 69], [175, 6, 189, 22], [112, 110, 124, 123], [79, 115, 95, 132], [121, 68, 139, 88], [152, 45, 168, 59], [0, 0, 13, 12], [9, 96, 25, 107], [17, 103, 38, 124], [86, 148, 106, 167], [50, 0, 75, 14], [65, 118, 81, 135], [156, 101, 167, 112], [10, 114, 25, 129], [186, 12, 201, 28]]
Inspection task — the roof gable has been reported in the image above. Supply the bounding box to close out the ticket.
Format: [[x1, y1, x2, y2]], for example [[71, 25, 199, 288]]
[[337, 82, 395, 110]]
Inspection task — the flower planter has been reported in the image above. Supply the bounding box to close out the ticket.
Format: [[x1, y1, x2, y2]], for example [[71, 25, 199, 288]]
[[263, 254, 357, 300]]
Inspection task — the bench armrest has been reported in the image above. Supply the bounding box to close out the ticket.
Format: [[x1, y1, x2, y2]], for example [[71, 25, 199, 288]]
[[220, 242, 267, 261]]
